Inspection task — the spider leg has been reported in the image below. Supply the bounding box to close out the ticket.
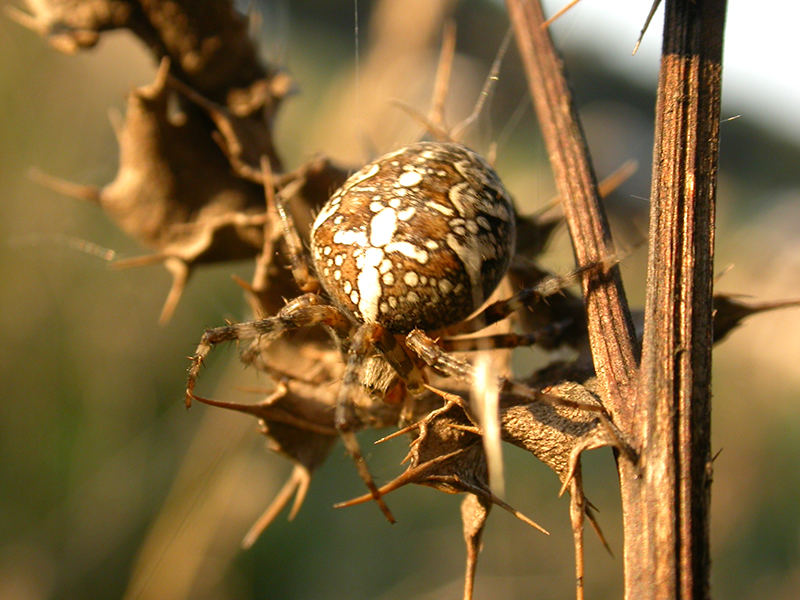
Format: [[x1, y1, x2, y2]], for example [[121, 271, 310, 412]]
[[440, 319, 573, 352], [355, 326, 430, 427], [273, 176, 320, 293], [186, 293, 350, 406], [335, 322, 397, 523], [406, 329, 475, 380], [445, 288, 538, 335], [372, 326, 427, 395], [443, 268, 592, 336], [405, 329, 605, 414]]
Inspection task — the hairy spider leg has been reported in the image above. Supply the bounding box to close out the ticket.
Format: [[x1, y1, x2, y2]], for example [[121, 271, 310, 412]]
[[335, 322, 399, 523], [441, 258, 607, 339], [404, 329, 604, 414], [442, 272, 579, 336], [274, 177, 320, 293], [440, 319, 574, 352], [185, 293, 350, 406]]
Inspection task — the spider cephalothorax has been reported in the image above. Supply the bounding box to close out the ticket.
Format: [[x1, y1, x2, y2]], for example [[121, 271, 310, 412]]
[[310, 141, 516, 333]]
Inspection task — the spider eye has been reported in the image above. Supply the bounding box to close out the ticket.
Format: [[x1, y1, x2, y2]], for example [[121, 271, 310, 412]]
[[310, 141, 516, 334]]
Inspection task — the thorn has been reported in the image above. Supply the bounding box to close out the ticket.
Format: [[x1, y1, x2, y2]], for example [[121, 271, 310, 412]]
[[27, 167, 101, 204], [597, 159, 638, 199], [5, 5, 41, 34], [587, 507, 613, 556], [713, 295, 800, 343], [633, 0, 663, 56], [374, 422, 419, 445], [160, 258, 189, 325], [288, 468, 311, 521], [232, 273, 258, 294], [141, 56, 171, 99], [390, 99, 450, 141], [715, 263, 735, 281], [542, 0, 582, 29], [428, 19, 456, 131], [423, 383, 468, 410], [487, 491, 549, 535], [448, 423, 482, 435], [334, 449, 465, 509], [241, 465, 310, 549]]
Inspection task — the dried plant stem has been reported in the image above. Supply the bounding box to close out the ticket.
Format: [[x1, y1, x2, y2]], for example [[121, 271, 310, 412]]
[[635, 1, 726, 598], [507, 0, 726, 598], [505, 0, 639, 430], [506, 2, 639, 598]]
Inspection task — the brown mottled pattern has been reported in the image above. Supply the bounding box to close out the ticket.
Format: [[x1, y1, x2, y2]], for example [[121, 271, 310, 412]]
[[310, 142, 515, 333]]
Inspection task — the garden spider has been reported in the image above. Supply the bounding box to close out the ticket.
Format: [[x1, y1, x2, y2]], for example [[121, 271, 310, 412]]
[[186, 140, 591, 523]]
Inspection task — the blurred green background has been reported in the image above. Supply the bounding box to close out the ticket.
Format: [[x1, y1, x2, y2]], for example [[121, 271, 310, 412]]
[[1, 1, 799, 599]]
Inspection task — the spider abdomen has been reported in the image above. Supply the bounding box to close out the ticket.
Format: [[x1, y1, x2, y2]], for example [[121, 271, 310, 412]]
[[310, 141, 516, 333]]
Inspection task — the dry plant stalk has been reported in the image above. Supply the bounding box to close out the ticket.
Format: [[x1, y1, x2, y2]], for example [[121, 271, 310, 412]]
[[21, 1, 794, 599], [508, 0, 727, 598], [635, 2, 726, 598]]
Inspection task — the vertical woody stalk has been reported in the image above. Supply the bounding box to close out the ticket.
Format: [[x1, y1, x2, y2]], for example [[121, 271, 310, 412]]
[[507, 0, 726, 597], [637, 1, 726, 598], [504, 0, 639, 424], [506, 0, 642, 592]]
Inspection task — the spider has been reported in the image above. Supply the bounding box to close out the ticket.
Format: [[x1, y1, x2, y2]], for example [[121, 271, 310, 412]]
[[186, 140, 584, 523]]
